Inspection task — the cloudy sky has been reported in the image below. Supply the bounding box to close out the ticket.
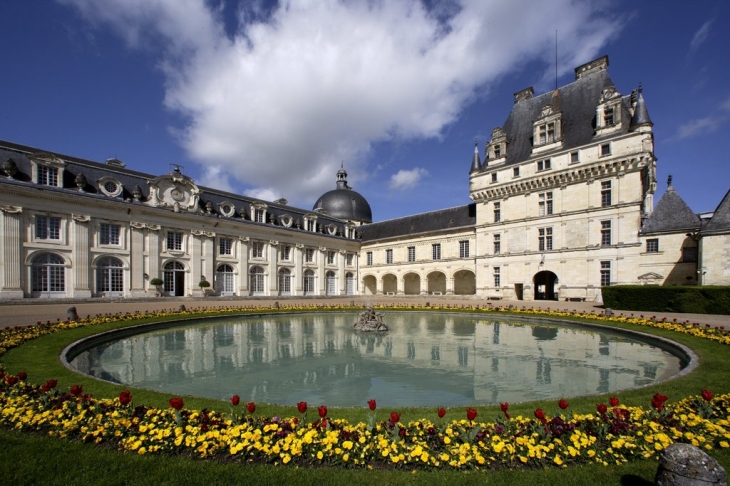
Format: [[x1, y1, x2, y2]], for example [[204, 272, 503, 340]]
[[1, 0, 729, 221]]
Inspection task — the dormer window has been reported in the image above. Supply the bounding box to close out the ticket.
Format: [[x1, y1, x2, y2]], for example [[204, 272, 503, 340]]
[[31, 153, 66, 187], [38, 166, 58, 186], [532, 105, 563, 152], [487, 127, 507, 162], [303, 214, 318, 232], [595, 86, 623, 136], [218, 202, 235, 217], [250, 203, 267, 223], [98, 177, 123, 197]]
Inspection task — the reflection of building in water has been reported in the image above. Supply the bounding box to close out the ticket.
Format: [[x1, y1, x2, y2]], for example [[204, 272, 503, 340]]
[[75, 314, 681, 405]]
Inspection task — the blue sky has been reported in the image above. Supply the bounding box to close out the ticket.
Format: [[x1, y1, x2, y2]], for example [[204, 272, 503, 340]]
[[1, 0, 728, 222]]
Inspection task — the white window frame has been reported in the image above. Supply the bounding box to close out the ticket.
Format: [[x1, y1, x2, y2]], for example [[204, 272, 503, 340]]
[[99, 222, 121, 246], [493, 234, 501, 254], [646, 238, 659, 253], [601, 180, 612, 207], [538, 227, 553, 251], [327, 250, 336, 265], [600, 261, 611, 286], [538, 192, 553, 216], [305, 248, 315, 263], [385, 249, 393, 264], [280, 245, 292, 261], [407, 246, 415, 262], [251, 241, 265, 259], [536, 159, 551, 171], [432, 243, 441, 260], [219, 237, 234, 256], [35, 215, 62, 241], [601, 220, 612, 246], [493, 266, 501, 288], [366, 251, 373, 266], [459, 240, 469, 258], [493, 202, 501, 223], [166, 231, 184, 251]]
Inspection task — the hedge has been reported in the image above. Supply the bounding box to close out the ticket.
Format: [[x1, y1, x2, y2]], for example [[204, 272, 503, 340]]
[[602, 286, 730, 314]]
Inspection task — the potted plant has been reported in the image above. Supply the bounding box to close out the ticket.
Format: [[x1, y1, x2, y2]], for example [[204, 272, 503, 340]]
[[150, 277, 163, 296], [198, 278, 211, 296]]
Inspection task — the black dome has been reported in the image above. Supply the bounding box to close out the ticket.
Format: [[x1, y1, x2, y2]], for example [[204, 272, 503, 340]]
[[313, 167, 372, 223]]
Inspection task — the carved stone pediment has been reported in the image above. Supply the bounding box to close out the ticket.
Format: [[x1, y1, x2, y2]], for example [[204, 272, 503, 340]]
[[146, 168, 200, 213], [30, 152, 66, 168], [600, 86, 620, 102]]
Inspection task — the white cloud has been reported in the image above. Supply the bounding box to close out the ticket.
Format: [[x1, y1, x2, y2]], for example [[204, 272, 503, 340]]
[[673, 115, 726, 141], [390, 167, 429, 190], [59, 0, 624, 207], [689, 18, 713, 56]]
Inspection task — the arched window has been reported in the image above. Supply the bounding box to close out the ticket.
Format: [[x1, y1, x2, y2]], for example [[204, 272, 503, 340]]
[[164, 261, 186, 296], [325, 270, 337, 296], [250, 266, 265, 295], [303, 269, 315, 295], [31, 253, 65, 297], [279, 268, 291, 295], [345, 272, 355, 295], [96, 256, 123, 296], [215, 264, 235, 296]]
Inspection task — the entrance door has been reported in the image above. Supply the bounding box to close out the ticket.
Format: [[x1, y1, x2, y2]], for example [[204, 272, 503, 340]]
[[533, 271, 558, 300], [514, 283, 524, 300]]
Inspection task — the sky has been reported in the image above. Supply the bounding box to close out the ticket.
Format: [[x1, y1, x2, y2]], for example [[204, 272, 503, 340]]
[[1, 0, 729, 222]]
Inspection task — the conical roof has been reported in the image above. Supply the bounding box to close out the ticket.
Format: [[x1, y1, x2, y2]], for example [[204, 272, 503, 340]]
[[640, 179, 700, 233]]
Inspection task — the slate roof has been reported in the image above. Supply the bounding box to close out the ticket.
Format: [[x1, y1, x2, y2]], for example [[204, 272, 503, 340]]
[[640, 185, 701, 234], [359, 204, 476, 242], [479, 64, 632, 170], [0, 140, 353, 239], [704, 189, 730, 233]]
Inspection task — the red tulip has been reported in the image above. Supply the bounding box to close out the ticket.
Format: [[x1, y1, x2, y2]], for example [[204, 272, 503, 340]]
[[169, 397, 184, 410], [70, 384, 83, 397], [119, 390, 132, 406], [651, 393, 668, 411], [609, 397, 620, 407], [17, 371, 27, 381], [246, 402, 256, 414], [500, 402, 509, 413], [558, 399, 569, 410], [702, 389, 713, 402], [318, 405, 327, 418], [297, 401, 308, 414], [368, 399, 377, 411], [596, 403, 608, 414], [5, 375, 18, 386], [46, 379, 57, 389], [534, 408, 546, 422], [230, 395, 240, 406], [466, 408, 477, 421], [437, 407, 446, 418], [390, 411, 400, 423]]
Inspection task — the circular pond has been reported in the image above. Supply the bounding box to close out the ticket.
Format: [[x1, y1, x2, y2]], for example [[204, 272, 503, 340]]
[[67, 312, 687, 407]]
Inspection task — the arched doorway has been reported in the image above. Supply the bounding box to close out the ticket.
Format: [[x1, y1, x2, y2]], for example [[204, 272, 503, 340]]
[[345, 272, 355, 295], [533, 270, 558, 300], [96, 256, 124, 297], [403, 272, 421, 295], [164, 261, 186, 296], [249, 266, 265, 295], [382, 274, 397, 295], [453, 270, 476, 295], [427, 271, 446, 295], [279, 268, 292, 295], [216, 264, 235, 296], [31, 252, 66, 298], [303, 269, 315, 295], [325, 270, 337, 295], [362, 275, 376, 295]]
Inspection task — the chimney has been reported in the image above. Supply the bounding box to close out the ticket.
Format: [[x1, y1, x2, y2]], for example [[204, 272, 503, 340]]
[[574, 55, 609, 80], [514, 87, 534, 104]]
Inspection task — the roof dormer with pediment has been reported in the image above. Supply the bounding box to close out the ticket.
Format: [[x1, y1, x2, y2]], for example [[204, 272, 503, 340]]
[[146, 165, 201, 213]]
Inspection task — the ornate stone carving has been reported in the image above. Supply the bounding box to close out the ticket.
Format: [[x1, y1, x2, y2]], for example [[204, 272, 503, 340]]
[[0, 205, 22, 214], [146, 166, 200, 213], [72, 214, 90, 223], [191, 229, 215, 238]]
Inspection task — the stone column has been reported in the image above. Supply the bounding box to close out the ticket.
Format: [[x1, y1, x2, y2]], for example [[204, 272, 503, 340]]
[[238, 237, 249, 295], [130, 222, 146, 296], [147, 225, 161, 294], [294, 244, 304, 295], [318, 247, 326, 295], [0, 206, 24, 298], [268, 241, 279, 295], [71, 214, 92, 298], [338, 250, 346, 295]]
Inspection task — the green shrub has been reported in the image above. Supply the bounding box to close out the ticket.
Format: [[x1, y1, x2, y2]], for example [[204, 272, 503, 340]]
[[602, 286, 730, 314]]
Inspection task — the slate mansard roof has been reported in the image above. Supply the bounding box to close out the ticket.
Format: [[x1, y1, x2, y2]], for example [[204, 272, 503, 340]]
[[0, 140, 354, 239], [359, 204, 476, 242]]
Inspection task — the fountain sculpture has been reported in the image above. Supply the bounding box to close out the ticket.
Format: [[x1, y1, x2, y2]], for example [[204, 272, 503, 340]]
[[353, 305, 388, 332]]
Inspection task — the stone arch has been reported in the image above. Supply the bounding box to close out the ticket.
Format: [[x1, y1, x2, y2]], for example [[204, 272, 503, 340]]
[[362, 275, 377, 295], [427, 271, 446, 295], [278, 268, 292, 295], [533, 270, 559, 300], [95, 256, 124, 297], [216, 263, 235, 296], [453, 269, 476, 295], [163, 260, 186, 296], [382, 273, 397, 295], [403, 272, 421, 295], [249, 265, 265, 296], [30, 252, 67, 298]]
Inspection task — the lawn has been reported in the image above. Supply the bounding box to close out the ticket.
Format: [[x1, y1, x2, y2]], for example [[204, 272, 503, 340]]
[[1, 304, 729, 485]]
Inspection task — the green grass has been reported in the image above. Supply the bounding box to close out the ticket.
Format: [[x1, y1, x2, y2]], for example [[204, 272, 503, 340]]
[[2, 309, 730, 484]]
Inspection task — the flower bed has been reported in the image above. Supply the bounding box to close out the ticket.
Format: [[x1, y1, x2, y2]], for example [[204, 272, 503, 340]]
[[1, 304, 729, 470]]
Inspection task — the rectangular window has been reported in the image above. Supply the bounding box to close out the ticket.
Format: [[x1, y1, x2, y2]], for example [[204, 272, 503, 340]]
[[646, 239, 659, 253], [494, 202, 501, 223], [37, 166, 58, 186], [604, 106, 614, 126], [218, 237, 233, 256], [538, 192, 553, 216], [601, 220, 612, 246], [36, 216, 61, 240], [254, 209, 265, 223], [366, 251, 373, 266], [100, 223, 120, 245], [252, 241, 264, 258], [570, 151, 579, 163], [432, 243, 441, 260], [513, 167, 520, 177], [346, 253, 354, 266], [491, 173, 498, 183], [327, 251, 336, 265], [306, 219, 316, 232], [494, 145, 501, 158], [280, 244, 291, 261], [493, 267, 501, 288], [493, 234, 501, 254], [305, 248, 315, 263], [601, 143, 611, 156], [385, 249, 393, 264], [600, 261, 611, 286], [601, 180, 612, 207], [459, 240, 470, 258], [537, 159, 551, 171], [538, 227, 553, 251], [682, 247, 698, 263], [166, 231, 183, 251], [407, 246, 415, 262]]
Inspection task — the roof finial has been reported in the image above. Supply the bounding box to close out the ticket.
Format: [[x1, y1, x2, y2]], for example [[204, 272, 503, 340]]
[[474, 138, 478, 154], [638, 82, 643, 94], [667, 174, 673, 187]]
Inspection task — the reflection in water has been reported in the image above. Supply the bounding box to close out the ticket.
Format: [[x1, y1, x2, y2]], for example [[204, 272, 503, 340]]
[[69, 313, 684, 408]]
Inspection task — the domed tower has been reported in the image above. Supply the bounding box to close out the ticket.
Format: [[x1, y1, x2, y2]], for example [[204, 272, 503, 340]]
[[313, 165, 372, 224]]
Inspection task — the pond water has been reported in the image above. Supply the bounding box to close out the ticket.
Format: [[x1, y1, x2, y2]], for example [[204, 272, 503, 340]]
[[68, 312, 685, 407]]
